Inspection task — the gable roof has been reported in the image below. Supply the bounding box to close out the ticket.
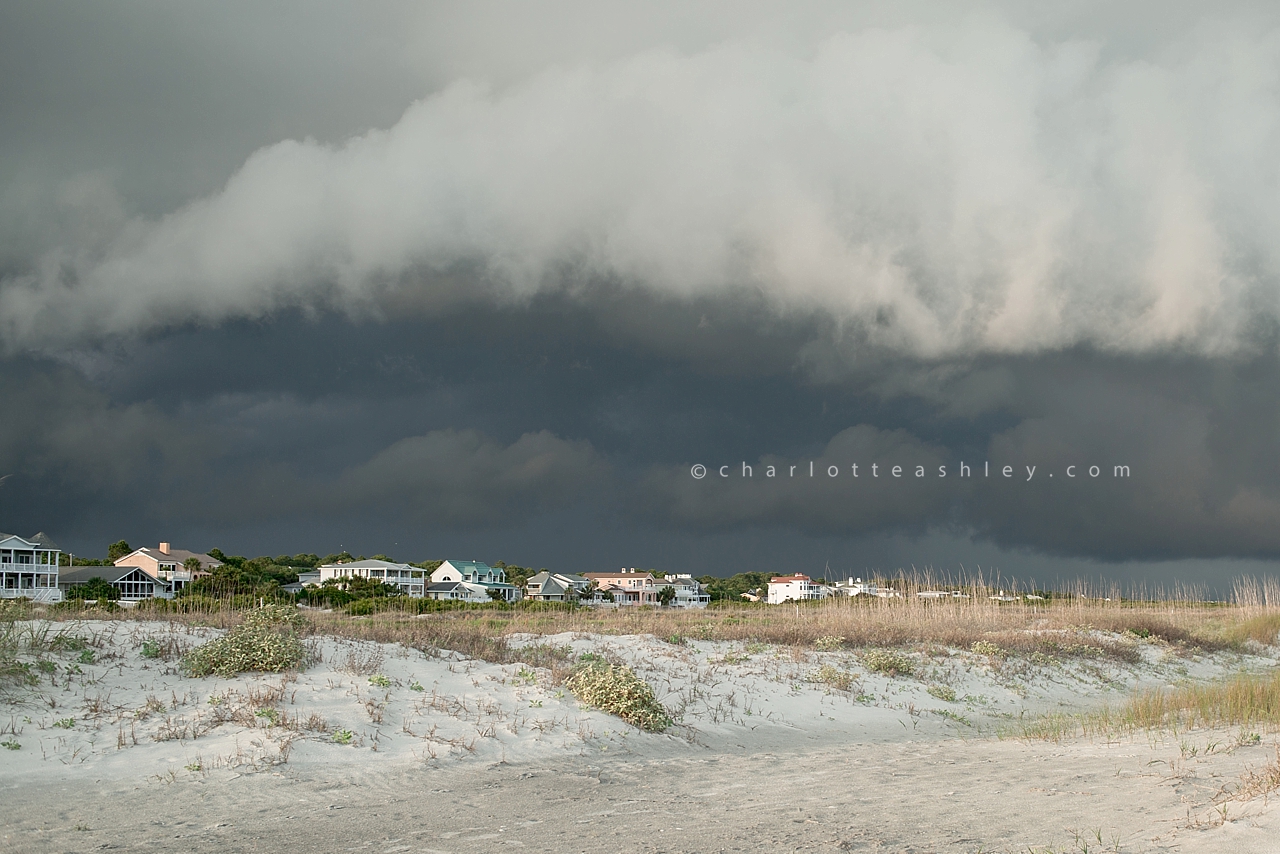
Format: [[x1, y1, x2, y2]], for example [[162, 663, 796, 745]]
[[438, 560, 498, 573], [28, 532, 60, 550], [60, 565, 144, 585], [0, 534, 44, 550], [117, 547, 221, 569]]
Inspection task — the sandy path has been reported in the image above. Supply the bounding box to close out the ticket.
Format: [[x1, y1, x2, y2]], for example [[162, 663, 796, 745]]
[[5, 733, 1278, 853]]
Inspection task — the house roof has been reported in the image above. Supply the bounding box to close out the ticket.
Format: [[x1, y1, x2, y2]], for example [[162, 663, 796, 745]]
[[0, 533, 47, 550], [318, 559, 414, 571], [426, 582, 461, 592], [584, 572, 660, 581], [438, 560, 499, 574], [60, 565, 146, 585], [28, 532, 61, 550], [118, 547, 221, 569], [770, 575, 811, 583]]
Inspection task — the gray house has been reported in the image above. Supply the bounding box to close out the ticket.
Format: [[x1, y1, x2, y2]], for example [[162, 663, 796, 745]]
[[0, 532, 63, 603], [524, 571, 591, 602], [58, 565, 172, 601]]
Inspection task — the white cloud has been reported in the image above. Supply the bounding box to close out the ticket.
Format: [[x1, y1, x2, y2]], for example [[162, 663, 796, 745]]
[[4, 16, 1279, 357]]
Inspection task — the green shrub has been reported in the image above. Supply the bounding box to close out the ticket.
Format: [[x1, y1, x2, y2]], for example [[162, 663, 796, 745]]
[[180, 606, 308, 678], [809, 664, 854, 691], [813, 636, 846, 651], [927, 685, 957, 702], [565, 661, 672, 732], [862, 649, 916, 677], [970, 640, 1004, 657]]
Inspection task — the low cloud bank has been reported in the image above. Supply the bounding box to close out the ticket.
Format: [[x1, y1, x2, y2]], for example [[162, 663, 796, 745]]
[[5, 18, 1280, 357]]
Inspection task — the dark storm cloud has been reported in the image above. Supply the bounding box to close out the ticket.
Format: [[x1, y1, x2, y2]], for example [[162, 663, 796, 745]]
[[327, 429, 608, 526], [639, 352, 1280, 563]]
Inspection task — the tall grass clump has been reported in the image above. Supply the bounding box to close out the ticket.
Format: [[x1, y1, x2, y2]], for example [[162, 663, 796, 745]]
[[1016, 670, 1280, 741], [181, 604, 309, 678], [565, 659, 672, 732]]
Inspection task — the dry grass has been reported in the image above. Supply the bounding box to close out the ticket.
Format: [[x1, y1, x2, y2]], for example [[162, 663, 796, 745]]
[[1015, 670, 1280, 741], [12, 574, 1280, 668]]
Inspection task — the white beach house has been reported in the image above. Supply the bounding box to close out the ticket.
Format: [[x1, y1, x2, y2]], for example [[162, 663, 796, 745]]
[[317, 559, 427, 596], [767, 574, 826, 604]]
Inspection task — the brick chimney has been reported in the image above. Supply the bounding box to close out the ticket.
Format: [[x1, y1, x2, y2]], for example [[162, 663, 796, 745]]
[[159, 542, 171, 555]]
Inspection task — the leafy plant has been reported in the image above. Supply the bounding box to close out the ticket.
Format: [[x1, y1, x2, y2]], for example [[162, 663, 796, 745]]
[[332, 729, 354, 745], [77, 650, 95, 664], [407, 680, 424, 692], [927, 685, 957, 702], [368, 674, 392, 688], [862, 649, 916, 677], [809, 664, 854, 692], [1, 739, 19, 750], [140, 640, 162, 659], [970, 640, 1003, 657], [52, 718, 75, 729], [565, 661, 672, 732], [813, 635, 846, 651], [180, 606, 308, 678]]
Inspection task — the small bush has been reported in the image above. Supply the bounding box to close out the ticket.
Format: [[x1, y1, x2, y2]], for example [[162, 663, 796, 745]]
[[813, 636, 846, 651], [970, 640, 1004, 657], [565, 661, 672, 732], [140, 640, 162, 659], [810, 664, 854, 692], [180, 606, 308, 678], [862, 649, 916, 677], [927, 685, 957, 702], [332, 728, 354, 744], [368, 674, 392, 688]]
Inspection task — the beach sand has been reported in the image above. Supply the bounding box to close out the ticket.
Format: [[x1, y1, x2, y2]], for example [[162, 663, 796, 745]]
[[2, 619, 1278, 852]]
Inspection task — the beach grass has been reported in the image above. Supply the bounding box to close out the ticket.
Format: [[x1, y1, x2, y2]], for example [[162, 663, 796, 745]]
[[1011, 669, 1280, 742], [10, 573, 1279, 675]]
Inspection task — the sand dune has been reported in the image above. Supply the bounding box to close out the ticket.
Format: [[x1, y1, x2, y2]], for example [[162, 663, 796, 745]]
[[2, 619, 1278, 852]]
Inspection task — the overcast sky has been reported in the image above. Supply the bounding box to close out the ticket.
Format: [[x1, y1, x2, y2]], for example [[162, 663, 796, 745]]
[[4, 1, 1280, 592]]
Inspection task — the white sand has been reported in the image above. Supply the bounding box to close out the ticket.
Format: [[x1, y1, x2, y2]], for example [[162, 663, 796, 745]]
[[2, 619, 1278, 852]]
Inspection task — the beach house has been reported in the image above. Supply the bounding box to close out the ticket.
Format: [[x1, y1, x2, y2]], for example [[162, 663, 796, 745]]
[[582, 569, 710, 608], [59, 564, 172, 601], [113, 542, 222, 594], [426, 560, 521, 602], [767, 574, 825, 604], [0, 532, 62, 603], [831, 577, 879, 597], [317, 559, 427, 597], [524, 571, 592, 602]]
